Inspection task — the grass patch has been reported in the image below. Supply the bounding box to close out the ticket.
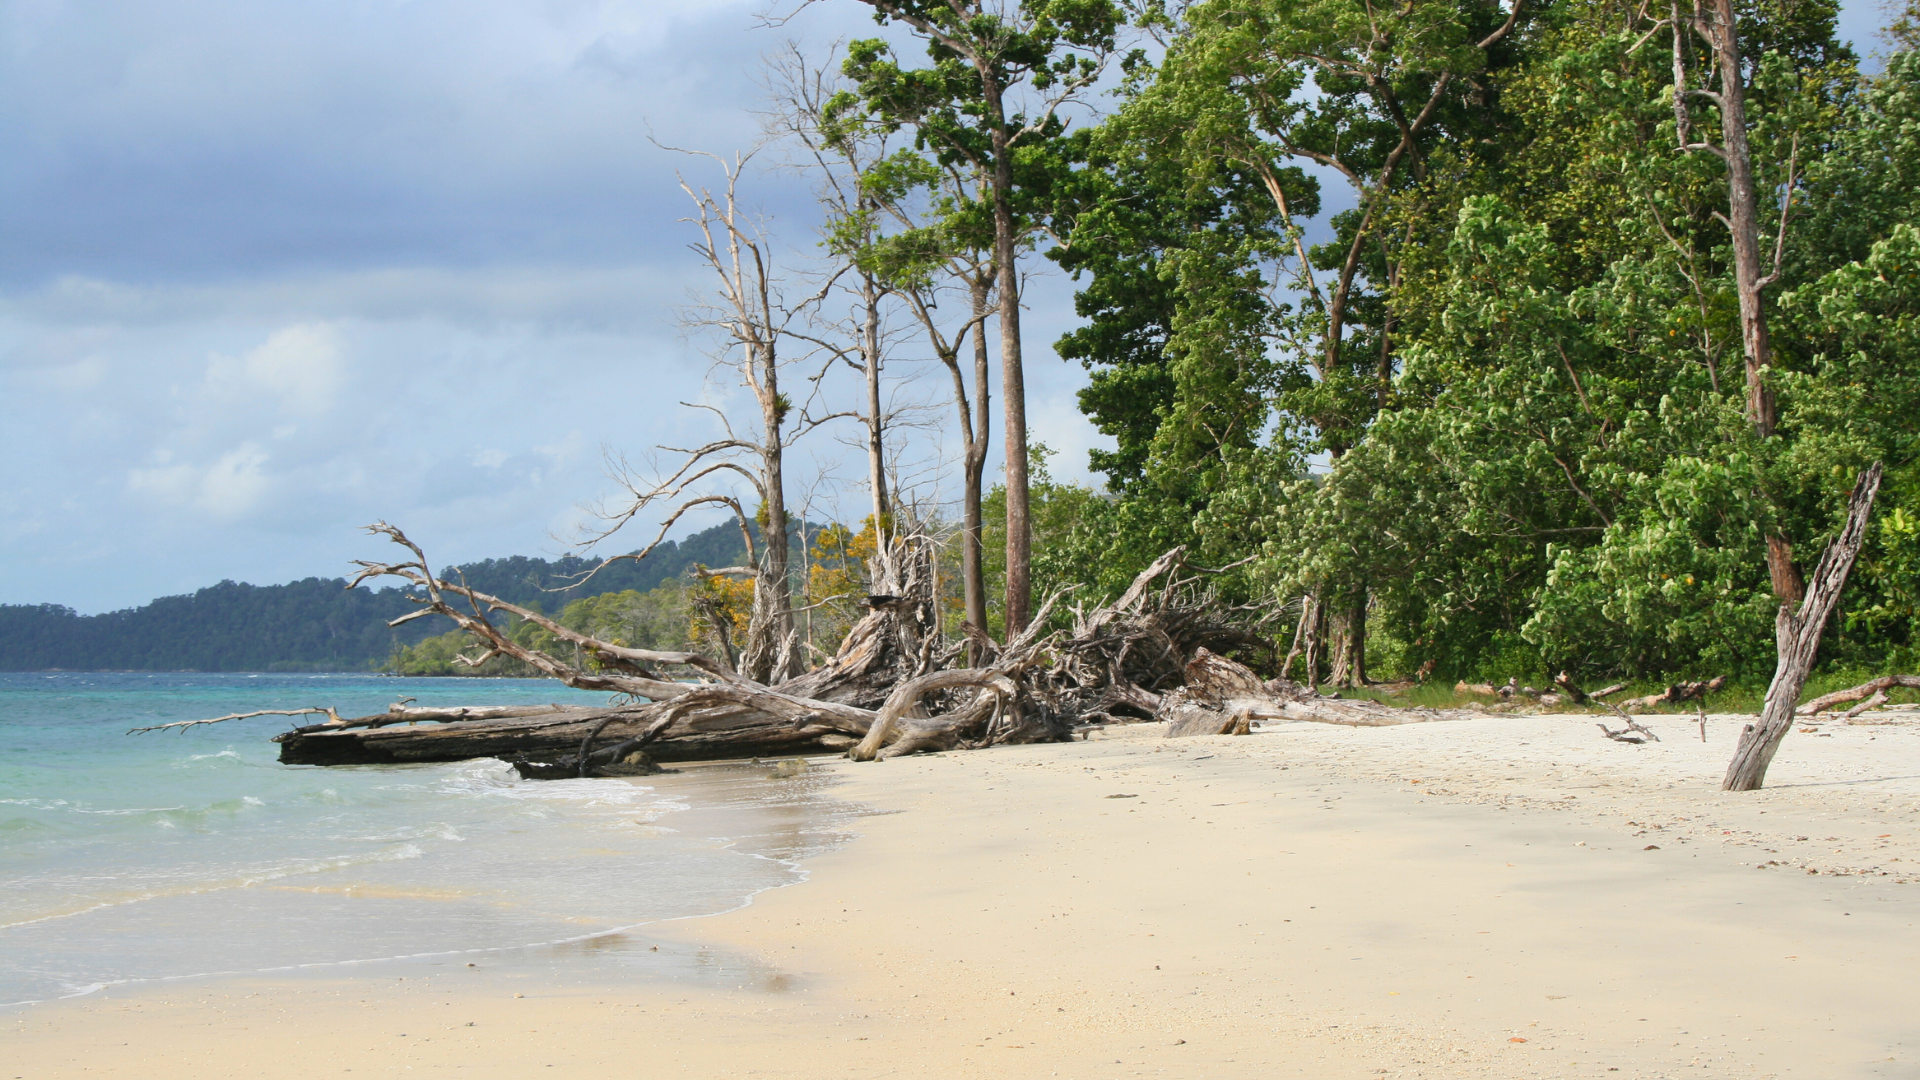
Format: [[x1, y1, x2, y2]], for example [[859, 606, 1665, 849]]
[[1336, 667, 1920, 715]]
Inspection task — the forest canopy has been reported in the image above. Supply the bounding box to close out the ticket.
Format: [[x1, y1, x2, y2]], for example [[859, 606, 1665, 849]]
[[1028, 0, 1920, 690]]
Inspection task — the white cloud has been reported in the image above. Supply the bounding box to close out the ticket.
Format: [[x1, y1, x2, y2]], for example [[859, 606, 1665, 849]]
[[126, 441, 273, 520], [125, 458, 196, 505], [204, 321, 342, 414], [197, 442, 272, 518]]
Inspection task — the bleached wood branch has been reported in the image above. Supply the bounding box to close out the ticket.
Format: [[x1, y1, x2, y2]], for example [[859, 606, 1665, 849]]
[[128, 708, 342, 735]]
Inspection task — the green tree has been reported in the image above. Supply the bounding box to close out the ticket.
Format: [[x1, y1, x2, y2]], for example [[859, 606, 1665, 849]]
[[838, 0, 1124, 635]]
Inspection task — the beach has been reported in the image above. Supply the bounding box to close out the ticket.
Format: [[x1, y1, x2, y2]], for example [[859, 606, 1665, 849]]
[[8, 711, 1919, 1078]]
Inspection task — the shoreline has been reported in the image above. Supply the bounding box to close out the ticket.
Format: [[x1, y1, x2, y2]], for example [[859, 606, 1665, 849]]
[[0, 748, 863, 1011], [8, 714, 1919, 1078]]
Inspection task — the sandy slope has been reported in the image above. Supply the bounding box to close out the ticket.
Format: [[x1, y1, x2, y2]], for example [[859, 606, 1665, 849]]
[[8, 712, 1919, 1079]]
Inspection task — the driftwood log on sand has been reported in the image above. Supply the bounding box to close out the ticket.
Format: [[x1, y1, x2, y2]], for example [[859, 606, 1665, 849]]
[[1159, 649, 1483, 736], [1619, 676, 1727, 713], [145, 527, 1296, 774], [1795, 674, 1920, 717]]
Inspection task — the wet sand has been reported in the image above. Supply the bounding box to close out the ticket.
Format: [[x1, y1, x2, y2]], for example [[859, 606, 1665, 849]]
[[8, 712, 1918, 1078]]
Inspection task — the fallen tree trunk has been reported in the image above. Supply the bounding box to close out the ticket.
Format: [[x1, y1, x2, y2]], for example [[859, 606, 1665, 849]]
[[146, 528, 1287, 771], [1795, 674, 1920, 716], [276, 703, 869, 766], [1842, 690, 1889, 721], [1621, 676, 1727, 713]]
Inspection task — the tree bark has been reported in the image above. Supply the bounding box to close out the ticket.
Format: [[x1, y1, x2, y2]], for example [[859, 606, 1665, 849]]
[[1724, 464, 1883, 790], [1684, 0, 1800, 604], [861, 270, 892, 584], [745, 352, 792, 683], [981, 72, 1032, 637], [1302, 592, 1325, 690], [963, 275, 993, 656], [1796, 674, 1920, 716], [277, 700, 867, 767], [1326, 587, 1367, 689]]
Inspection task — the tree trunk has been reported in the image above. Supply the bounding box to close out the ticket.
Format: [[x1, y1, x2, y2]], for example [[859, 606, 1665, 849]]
[[1301, 592, 1326, 691], [1701, 0, 1803, 606], [982, 75, 1032, 636], [1724, 464, 1883, 790], [746, 338, 796, 684], [1326, 587, 1367, 689], [862, 271, 892, 588], [963, 275, 993, 658]]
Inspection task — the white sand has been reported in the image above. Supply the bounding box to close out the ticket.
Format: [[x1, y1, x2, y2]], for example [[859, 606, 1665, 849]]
[[9, 712, 1919, 1078]]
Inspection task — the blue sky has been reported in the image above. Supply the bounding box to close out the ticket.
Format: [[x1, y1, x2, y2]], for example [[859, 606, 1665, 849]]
[[0, 0, 1897, 612]]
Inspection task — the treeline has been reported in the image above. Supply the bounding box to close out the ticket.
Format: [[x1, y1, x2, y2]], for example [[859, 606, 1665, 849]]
[[668, 0, 1920, 692], [1014, 0, 1920, 686], [0, 522, 750, 672]]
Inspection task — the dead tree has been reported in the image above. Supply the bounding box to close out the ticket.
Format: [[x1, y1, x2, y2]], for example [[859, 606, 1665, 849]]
[[581, 146, 849, 684], [767, 50, 906, 585], [1724, 465, 1883, 789], [1796, 674, 1920, 717]]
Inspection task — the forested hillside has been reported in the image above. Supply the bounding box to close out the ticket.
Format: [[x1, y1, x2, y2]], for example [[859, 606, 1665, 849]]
[[0, 522, 750, 671]]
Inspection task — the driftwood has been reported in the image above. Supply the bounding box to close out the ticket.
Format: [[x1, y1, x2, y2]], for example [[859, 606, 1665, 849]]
[[1551, 672, 1589, 704], [1548, 673, 1637, 706], [1160, 649, 1483, 735], [139, 528, 1431, 773], [1795, 674, 1920, 716], [1842, 691, 1888, 721], [1455, 677, 1546, 700], [128, 707, 342, 736], [1726, 464, 1885, 790], [1157, 648, 1291, 736], [153, 529, 1231, 769], [1597, 716, 1660, 743], [1620, 676, 1727, 713]]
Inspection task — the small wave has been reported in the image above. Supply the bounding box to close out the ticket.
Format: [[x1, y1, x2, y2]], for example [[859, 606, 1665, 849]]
[[0, 844, 428, 930], [342, 823, 464, 843], [430, 760, 689, 813]]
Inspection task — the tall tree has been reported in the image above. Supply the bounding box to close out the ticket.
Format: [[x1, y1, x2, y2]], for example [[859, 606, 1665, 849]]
[[770, 48, 905, 586], [839, 0, 1123, 634], [1076, 0, 1527, 683], [1666, 0, 1888, 789], [585, 149, 838, 683], [852, 147, 1001, 647]]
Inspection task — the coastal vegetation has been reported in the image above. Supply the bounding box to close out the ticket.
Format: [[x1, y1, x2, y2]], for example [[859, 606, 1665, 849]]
[[143, 0, 1920, 790]]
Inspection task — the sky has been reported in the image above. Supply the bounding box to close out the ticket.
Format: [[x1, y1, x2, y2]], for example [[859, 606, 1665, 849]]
[[0, 0, 1897, 613]]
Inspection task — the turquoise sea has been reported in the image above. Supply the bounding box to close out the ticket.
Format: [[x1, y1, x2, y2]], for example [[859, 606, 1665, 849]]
[[0, 672, 855, 1006]]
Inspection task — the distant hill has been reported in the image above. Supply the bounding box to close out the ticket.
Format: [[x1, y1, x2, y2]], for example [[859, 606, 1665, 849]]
[[0, 521, 754, 672]]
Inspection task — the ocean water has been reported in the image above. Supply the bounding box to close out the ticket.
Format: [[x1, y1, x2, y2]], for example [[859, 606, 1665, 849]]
[[0, 672, 856, 1006]]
